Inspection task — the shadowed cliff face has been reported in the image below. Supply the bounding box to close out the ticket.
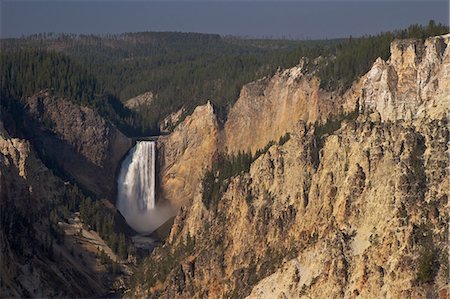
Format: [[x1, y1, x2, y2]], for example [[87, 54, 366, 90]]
[[0, 128, 108, 298], [18, 91, 132, 198], [132, 34, 449, 298]]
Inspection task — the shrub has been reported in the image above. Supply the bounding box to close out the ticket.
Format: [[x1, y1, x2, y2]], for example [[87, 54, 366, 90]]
[[416, 247, 439, 283]]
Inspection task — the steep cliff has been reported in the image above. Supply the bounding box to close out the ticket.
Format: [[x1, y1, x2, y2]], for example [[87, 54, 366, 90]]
[[223, 34, 449, 155], [245, 116, 448, 299], [223, 59, 347, 155], [135, 117, 449, 299], [131, 35, 449, 298], [0, 128, 107, 297], [158, 101, 219, 207], [360, 34, 450, 121], [159, 60, 352, 207], [18, 90, 132, 197]]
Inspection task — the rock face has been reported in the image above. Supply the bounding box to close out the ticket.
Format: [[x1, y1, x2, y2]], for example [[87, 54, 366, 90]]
[[157, 101, 219, 207], [19, 91, 132, 197], [0, 128, 107, 298], [139, 117, 449, 299], [223, 61, 347, 154], [223, 35, 450, 155], [158, 59, 351, 206], [244, 117, 448, 299], [361, 34, 450, 121], [131, 35, 449, 298], [125, 91, 155, 110], [160, 107, 186, 134]]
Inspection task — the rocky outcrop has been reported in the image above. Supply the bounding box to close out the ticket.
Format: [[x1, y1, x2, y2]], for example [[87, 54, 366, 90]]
[[155, 61, 355, 207], [157, 101, 219, 207], [153, 35, 450, 210], [0, 128, 107, 298], [360, 34, 450, 121], [160, 107, 187, 134], [125, 91, 155, 110], [19, 91, 132, 197]]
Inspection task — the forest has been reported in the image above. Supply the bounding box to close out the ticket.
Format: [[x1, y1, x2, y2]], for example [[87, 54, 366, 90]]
[[1, 21, 448, 136]]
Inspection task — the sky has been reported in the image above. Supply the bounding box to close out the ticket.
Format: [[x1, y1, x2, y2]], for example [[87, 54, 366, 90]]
[[1, 1, 448, 39]]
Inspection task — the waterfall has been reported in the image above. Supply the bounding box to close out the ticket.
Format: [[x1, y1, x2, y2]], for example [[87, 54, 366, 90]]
[[117, 141, 157, 232]]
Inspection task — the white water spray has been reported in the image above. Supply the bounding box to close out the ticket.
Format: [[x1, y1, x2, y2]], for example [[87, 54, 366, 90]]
[[117, 141, 172, 233]]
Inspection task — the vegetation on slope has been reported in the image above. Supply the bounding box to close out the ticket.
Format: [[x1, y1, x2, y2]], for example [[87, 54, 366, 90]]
[[319, 20, 449, 91], [2, 32, 332, 128], [202, 133, 291, 211], [0, 165, 131, 296], [49, 184, 132, 261], [0, 49, 151, 135], [1, 21, 447, 135]]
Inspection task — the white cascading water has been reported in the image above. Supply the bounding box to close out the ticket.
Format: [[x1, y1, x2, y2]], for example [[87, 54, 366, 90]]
[[117, 141, 157, 233]]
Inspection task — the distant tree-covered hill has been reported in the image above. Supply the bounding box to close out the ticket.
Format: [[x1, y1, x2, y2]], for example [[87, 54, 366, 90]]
[[0, 49, 146, 136], [1, 21, 447, 136]]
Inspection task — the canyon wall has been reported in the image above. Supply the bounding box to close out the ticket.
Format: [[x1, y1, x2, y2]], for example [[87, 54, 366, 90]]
[[223, 34, 450, 155], [18, 91, 132, 197], [223, 60, 348, 155], [360, 34, 450, 121], [132, 34, 449, 298], [157, 101, 219, 207], [0, 125, 108, 297]]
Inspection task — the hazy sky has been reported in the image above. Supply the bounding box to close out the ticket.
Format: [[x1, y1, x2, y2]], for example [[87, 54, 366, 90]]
[[1, 1, 448, 39]]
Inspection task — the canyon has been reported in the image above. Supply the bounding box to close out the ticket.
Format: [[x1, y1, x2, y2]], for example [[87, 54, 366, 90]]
[[1, 33, 448, 298]]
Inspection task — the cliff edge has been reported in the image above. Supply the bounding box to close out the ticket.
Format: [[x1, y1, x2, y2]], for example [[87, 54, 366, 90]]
[[18, 90, 132, 197]]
